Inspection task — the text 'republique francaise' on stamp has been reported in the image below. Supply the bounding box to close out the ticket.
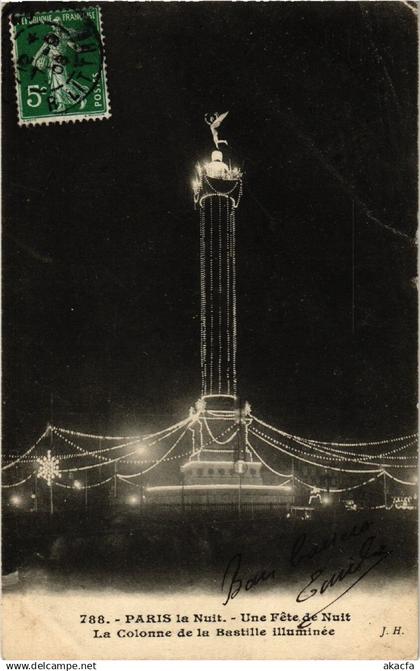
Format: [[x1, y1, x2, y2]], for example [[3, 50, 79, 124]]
[[9, 5, 110, 126]]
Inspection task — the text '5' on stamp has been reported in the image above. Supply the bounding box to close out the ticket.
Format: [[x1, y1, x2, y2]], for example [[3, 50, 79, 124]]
[[9, 5, 111, 126]]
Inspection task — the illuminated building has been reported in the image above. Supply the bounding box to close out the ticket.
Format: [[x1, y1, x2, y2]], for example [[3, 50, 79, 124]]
[[147, 120, 293, 509]]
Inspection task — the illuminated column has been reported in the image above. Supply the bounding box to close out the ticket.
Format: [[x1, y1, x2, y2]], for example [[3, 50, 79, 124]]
[[193, 151, 243, 398]]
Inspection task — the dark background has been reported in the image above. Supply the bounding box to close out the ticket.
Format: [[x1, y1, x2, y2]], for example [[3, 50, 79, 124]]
[[2, 1, 418, 455]]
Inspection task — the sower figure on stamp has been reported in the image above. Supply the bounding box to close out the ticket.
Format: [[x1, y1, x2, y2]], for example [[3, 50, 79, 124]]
[[32, 22, 89, 113]]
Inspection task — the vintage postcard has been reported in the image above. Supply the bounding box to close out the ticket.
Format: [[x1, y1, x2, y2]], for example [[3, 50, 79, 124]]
[[2, 0, 418, 661]]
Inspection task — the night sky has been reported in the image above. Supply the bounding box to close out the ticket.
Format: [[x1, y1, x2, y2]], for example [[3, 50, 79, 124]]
[[3, 1, 418, 455]]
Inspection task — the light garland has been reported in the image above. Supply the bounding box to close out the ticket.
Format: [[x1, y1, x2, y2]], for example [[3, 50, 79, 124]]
[[198, 417, 204, 450], [218, 195, 222, 394], [55, 421, 189, 473], [294, 473, 383, 494], [383, 471, 417, 486], [251, 415, 418, 448], [204, 175, 239, 198], [117, 475, 139, 487], [53, 418, 187, 458], [188, 423, 196, 456], [200, 205, 207, 396], [53, 428, 116, 463], [250, 426, 381, 474], [56, 475, 114, 490], [3, 449, 197, 465], [304, 434, 418, 448], [118, 425, 191, 479], [192, 423, 242, 460], [2, 472, 35, 488], [43, 421, 413, 472], [292, 435, 417, 461], [202, 418, 238, 445], [246, 439, 292, 479], [276, 434, 416, 469], [209, 196, 214, 394], [2, 428, 49, 471], [231, 207, 237, 395], [51, 417, 190, 443], [3, 445, 199, 492], [226, 195, 231, 394], [249, 430, 416, 490], [59, 446, 141, 473], [117, 448, 195, 466]]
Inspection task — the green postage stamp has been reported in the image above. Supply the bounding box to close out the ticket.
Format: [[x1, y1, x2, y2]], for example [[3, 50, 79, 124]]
[[9, 6, 110, 125]]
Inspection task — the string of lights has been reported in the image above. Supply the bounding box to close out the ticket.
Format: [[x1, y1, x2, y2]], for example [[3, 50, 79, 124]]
[[249, 428, 416, 490], [231, 207, 237, 395], [56, 475, 115, 490], [52, 418, 187, 459], [59, 446, 143, 473], [2, 428, 49, 471], [204, 175, 238, 198], [251, 415, 417, 448], [202, 418, 238, 445], [200, 205, 207, 396], [119, 448, 195, 465], [2, 472, 36, 488], [226, 195, 231, 395], [246, 439, 292, 479], [192, 423, 241, 459], [292, 435, 418, 461], [218, 195, 222, 394], [304, 434, 418, 448], [294, 473, 383, 494], [235, 180, 243, 209], [5, 420, 192, 475], [53, 428, 118, 463], [3, 448, 196, 465], [209, 196, 214, 394], [383, 471, 417, 486], [118, 425, 190, 478], [188, 423, 196, 456], [57, 422, 188, 474], [117, 475, 139, 487], [250, 426, 382, 474], [50, 417, 190, 442], [276, 434, 416, 469], [10, 445, 201, 493]]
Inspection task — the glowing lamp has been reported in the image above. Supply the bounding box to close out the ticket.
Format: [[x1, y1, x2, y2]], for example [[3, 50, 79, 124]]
[[128, 495, 139, 506], [73, 480, 83, 490], [10, 495, 22, 507]]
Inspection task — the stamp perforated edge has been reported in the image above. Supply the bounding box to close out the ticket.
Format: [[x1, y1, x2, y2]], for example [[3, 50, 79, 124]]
[[8, 5, 112, 127]]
